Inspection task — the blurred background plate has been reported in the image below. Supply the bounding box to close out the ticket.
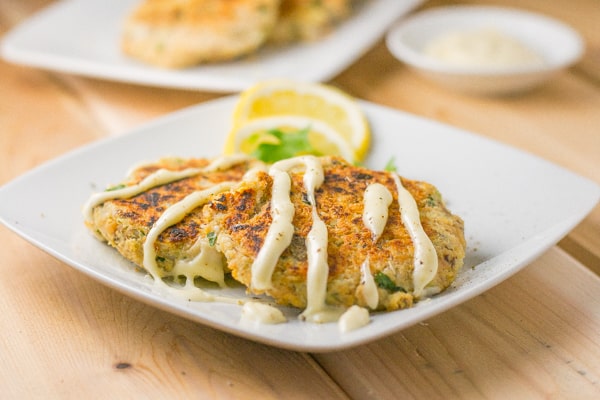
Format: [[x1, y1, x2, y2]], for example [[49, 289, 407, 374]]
[[1, 0, 423, 92]]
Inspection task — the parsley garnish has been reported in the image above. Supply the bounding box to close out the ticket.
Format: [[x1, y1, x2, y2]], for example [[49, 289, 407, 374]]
[[251, 126, 320, 163], [384, 157, 397, 172], [374, 272, 406, 293], [425, 194, 437, 207], [105, 183, 126, 192], [207, 231, 217, 246]]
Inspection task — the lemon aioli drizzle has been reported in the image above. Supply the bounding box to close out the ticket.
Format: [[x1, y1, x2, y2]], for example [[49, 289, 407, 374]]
[[241, 302, 287, 324], [82, 154, 253, 223], [359, 257, 379, 310], [357, 182, 394, 312], [391, 173, 438, 298], [172, 240, 227, 287], [250, 160, 296, 291], [339, 305, 370, 333], [143, 181, 237, 286], [142, 164, 265, 296], [251, 156, 341, 322], [297, 157, 340, 323], [83, 168, 203, 223], [363, 183, 393, 242]]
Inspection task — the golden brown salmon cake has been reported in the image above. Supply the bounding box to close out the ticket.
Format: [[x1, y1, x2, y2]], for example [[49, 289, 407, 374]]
[[86, 157, 266, 278], [202, 156, 466, 311], [121, 0, 280, 68], [269, 0, 352, 44]]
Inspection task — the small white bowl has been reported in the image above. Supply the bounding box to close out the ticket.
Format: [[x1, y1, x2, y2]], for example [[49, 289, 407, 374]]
[[385, 5, 584, 95]]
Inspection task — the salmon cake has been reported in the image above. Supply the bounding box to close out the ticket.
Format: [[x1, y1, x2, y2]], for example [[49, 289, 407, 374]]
[[84, 156, 266, 285], [84, 155, 465, 318], [202, 156, 466, 312], [121, 0, 280, 68], [269, 0, 352, 45]]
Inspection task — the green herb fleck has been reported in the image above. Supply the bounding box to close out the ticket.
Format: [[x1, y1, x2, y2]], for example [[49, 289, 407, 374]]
[[251, 126, 320, 163], [374, 272, 406, 293], [384, 157, 397, 172], [425, 194, 437, 207], [207, 231, 217, 247], [105, 183, 126, 192]]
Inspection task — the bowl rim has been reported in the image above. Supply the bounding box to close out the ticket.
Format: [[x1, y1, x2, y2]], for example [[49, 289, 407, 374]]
[[385, 5, 585, 77]]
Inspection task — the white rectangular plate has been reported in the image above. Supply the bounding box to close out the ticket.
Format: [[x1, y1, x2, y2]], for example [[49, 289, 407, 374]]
[[1, 0, 423, 91], [1, 97, 598, 352]]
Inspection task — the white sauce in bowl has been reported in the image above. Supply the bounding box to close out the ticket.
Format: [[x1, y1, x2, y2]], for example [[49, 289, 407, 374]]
[[423, 28, 544, 69]]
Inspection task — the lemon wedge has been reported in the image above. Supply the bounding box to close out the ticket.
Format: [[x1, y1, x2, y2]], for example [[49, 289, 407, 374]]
[[225, 80, 370, 163], [227, 116, 356, 163]]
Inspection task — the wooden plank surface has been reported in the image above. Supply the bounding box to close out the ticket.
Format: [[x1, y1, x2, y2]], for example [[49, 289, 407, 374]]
[[315, 247, 600, 399], [1, 0, 599, 398], [0, 226, 349, 399]]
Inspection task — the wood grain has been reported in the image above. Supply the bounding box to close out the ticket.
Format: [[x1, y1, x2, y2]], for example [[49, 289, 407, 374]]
[[0, 227, 349, 399], [314, 248, 600, 399], [1, 1, 599, 398]]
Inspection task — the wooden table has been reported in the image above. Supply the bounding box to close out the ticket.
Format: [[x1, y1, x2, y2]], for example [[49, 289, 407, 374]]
[[1, 0, 599, 398]]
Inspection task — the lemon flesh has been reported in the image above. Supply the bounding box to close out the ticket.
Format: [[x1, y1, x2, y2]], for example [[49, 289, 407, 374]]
[[227, 80, 370, 162], [226, 116, 356, 162]]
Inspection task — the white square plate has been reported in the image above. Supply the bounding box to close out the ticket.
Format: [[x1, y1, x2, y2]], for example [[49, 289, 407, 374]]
[[1, 0, 423, 91], [1, 97, 598, 352]]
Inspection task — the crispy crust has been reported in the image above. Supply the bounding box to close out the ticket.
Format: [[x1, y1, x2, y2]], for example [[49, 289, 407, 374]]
[[89, 157, 263, 275], [88, 156, 466, 311], [202, 157, 466, 311]]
